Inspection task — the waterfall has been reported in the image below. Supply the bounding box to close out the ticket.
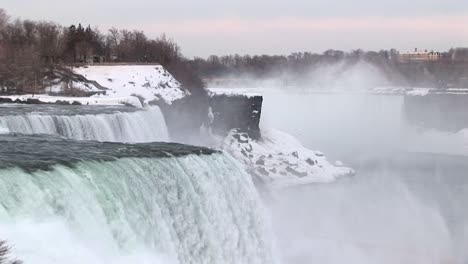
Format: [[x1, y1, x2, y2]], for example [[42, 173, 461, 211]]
[[0, 106, 169, 143], [0, 151, 274, 263]]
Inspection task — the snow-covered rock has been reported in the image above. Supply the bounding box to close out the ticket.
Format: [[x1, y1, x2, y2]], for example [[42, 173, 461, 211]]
[[208, 88, 262, 98], [223, 128, 354, 189], [334, 160, 344, 166], [0, 124, 9, 134], [71, 65, 186, 104]]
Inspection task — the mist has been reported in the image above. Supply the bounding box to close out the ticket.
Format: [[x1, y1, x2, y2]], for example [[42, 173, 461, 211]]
[[267, 161, 468, 264], [0, 219, 172, 264], [252, 62, 468, 263], [205, 59, 394, 90]]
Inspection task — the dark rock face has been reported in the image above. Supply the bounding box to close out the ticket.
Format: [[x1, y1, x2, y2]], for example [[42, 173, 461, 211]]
[[54, 100, 71, 105], [404, 94, 468, 131], [285, 166, 308, 178], [158, 93, 263, 144], [24, 98, 42, 104], [0, 98, 13, 104], [156, 94, 210, 144], [210, 94, 262, 139]]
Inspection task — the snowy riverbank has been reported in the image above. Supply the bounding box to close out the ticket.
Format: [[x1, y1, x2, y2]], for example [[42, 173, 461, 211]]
[[0, 94, 143, 107], [72, 65, 187, 104], [0, 65, 188, 107]]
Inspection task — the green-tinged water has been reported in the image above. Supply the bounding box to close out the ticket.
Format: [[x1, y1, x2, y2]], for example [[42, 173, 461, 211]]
[[0, 134, 217, 171], [0, 136, 275, 264]]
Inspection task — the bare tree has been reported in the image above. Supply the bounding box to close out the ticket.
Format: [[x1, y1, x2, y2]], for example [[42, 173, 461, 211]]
[[0, 241, 22, 264], [0, 10, 205, 93], [0, 9, 8, 30]]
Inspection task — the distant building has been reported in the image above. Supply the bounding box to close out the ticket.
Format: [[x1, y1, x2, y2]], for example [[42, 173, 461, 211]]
[[398, 48, 443, 62]]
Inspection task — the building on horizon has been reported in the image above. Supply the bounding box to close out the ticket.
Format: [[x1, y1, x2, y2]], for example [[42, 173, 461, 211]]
[[398, 48, 443, 62]]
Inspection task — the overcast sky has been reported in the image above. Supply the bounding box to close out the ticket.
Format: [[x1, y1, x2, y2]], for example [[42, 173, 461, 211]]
[[3, 0, 468, 58]]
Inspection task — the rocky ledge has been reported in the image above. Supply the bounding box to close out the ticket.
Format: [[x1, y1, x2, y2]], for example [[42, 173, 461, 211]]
[[222, 128, 354, 189]]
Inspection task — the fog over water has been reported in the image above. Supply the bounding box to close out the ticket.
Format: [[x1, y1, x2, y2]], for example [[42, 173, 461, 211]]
[[261, 92, 405, 160], [263, 92, 467, 157], [259, 89, 468, 263]]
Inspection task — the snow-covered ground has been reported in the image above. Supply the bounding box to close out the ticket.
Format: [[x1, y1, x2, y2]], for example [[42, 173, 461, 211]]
[[208, 86, 468, 96], [0, 124, 8, 134], [0, 94, 143, 107], [208, 88, 262, 98], [0, 65, 188, 107], [223, 129, 354, 189], [405, 88, 432, 96], [73, 65, 186, 104]]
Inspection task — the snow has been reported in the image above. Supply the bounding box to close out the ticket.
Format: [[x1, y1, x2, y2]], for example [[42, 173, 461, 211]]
[[72, 65, 186, 104], [371, 86, 408, 94], [208, 88, 262, 98], [223, 129, 354, 189], [0, 124, 9, 134], [373, 86, 468, 96], [334, 160, 344, 166], [446, 88, 468, 92], [0, 94, 143, 107], [406, 88, 431, 96], [1, 65, 188, 107]]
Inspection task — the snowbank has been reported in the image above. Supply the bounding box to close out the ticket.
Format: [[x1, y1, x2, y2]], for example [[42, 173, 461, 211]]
[[223, 129, 354, 189], [405, 87, 468, 96], [1, 65, 188, 106], [0, 124, 9, 134], [208, 88, 262, 98], [72, 65, 186, 104], [370, 86, 408, 94], [406, 88, 432, 96], [0, 94, 142, 107]]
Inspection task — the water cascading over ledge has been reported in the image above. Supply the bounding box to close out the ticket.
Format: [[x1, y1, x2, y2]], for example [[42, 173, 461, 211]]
[[0, 134, 275, 264], [0, 105, 169, 143]]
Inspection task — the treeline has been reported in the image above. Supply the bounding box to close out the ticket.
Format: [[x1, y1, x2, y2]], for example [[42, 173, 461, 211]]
[[190, 49, 468, 88], [191, 50, 395, 77], [0, 9, 202, 94]]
